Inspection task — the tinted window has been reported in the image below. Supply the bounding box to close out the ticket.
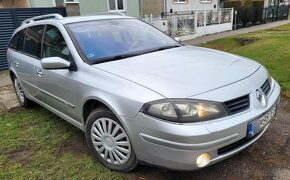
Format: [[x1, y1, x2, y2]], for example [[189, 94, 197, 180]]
[[43, 25, 69, 60], [16, 29, 26, 52], [9, 31, 21, 49], [23, 25, 44, 58]]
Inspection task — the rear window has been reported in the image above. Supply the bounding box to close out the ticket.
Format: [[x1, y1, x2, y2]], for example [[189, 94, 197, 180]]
[[23, 25, 44, 58]]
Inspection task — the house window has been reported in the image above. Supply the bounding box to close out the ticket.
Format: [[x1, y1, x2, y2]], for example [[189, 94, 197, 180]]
[[173, 0, 187, 3], [200, 0, 212, 3], [107, 0, 126, 11], [53, 0, 79, 7]]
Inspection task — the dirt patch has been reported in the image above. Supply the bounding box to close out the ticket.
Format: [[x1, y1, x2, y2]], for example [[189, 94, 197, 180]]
[[57, 135, 90, 156], [7, 146, 33, 166], [0, 85, 19, 111], [235, 37, 259, 46], [0, 102, 6, 113]]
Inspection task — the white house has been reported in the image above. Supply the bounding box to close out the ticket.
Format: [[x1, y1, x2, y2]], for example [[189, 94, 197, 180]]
[[165, 0, 220, 13]]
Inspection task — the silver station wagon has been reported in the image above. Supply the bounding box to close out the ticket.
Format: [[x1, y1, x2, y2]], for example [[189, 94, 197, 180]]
[[7, 13, 280, 172]]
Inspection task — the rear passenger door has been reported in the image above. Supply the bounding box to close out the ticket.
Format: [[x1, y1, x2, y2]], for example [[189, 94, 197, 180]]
[[9, 26, 44, 98]]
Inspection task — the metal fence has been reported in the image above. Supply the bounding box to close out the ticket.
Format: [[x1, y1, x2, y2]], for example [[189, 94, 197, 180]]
[[0, 8, 67, 70], [142, 8, 233, 39], [234, 5, 289, 28]]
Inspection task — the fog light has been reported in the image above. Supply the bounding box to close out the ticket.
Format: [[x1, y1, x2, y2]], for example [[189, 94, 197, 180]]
[[196, 153, 211, 167]]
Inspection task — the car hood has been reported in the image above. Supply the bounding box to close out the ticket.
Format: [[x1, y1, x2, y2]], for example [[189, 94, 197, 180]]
[[93, 46, 260, 98]]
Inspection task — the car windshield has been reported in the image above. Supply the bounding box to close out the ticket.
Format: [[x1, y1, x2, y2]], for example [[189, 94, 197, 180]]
[[66, 18, 181, 64]]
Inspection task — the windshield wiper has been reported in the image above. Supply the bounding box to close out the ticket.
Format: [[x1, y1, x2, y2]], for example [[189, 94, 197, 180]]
[[146, 45, 181, 54], [92, 45, 181, 64], [92, 52, 144, 64]]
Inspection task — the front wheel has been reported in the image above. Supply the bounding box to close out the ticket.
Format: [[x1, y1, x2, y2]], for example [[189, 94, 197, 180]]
[[85, 109, 138, 172]]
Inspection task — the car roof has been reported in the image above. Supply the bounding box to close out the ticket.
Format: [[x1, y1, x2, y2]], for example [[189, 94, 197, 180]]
[[21, 14, 134, 27], [59, 15, 134, 24], [13, 13, 135, 35]]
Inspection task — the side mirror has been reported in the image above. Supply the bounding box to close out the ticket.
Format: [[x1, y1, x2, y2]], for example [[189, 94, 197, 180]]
[[174, 37, 181, 42], [41, 57, 70, 70]]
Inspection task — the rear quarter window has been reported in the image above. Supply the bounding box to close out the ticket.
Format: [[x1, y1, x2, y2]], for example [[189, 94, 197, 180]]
[[9, 31, 21, 49]]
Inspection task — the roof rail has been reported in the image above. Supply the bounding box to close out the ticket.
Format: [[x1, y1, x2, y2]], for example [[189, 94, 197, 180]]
[[21, 14, 63, 25], [89, 12, 126, 16]]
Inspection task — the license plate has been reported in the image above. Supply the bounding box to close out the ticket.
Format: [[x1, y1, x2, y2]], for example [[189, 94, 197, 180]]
[[247, 104, 277, 138]]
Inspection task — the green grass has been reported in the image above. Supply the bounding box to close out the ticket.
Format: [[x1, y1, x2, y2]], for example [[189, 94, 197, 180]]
[[0, 108, 125, 179], [199, 23, 290, 98]]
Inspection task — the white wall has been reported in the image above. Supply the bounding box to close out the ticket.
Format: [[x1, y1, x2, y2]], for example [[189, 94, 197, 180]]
[[166, 0, 219, 12], [27, 0, 54, 7]]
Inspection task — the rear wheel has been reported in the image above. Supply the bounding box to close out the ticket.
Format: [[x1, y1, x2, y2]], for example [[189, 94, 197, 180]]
[[85, 109, 138, 172], [13, 76, 34, 108]]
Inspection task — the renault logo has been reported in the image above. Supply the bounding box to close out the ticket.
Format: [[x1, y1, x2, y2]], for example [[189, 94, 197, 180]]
[[256, 90, 266, 106]]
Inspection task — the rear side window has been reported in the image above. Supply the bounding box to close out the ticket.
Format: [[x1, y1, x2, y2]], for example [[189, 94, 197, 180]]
[[16, 29, 26, 52], [23, 25, 44, 58], [43, 25, 70, 60], [9, 29, 25, 51]]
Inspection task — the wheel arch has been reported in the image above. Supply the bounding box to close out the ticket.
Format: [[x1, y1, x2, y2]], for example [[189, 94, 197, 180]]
[[9, 69, 16, 81], [82, 97, 123, 126]]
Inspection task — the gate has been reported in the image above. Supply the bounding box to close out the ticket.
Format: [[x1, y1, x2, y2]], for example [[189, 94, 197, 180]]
[[0, 8, 67, 70]]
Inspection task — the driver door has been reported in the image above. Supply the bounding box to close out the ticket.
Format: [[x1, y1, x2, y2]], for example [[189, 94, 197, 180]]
[[35, 25, 79, 120]]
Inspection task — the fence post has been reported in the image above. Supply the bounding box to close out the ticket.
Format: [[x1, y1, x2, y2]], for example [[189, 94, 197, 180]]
[[204, 10, 207, 36], [173, 15, 177, 37], [218, 9, 221, 24], [194, 10, 197, 33], [231, 8, 234, 30], [11, 9, 18, 28]]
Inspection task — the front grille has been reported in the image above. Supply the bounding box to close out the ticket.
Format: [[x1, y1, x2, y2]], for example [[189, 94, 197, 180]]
[[261, 79, 271, 96], [223, 95, 250, 115]]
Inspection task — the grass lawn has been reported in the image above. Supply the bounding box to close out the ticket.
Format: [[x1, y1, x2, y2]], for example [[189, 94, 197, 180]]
[[199, 23, 290, 98], [0, 108, 125, 179]]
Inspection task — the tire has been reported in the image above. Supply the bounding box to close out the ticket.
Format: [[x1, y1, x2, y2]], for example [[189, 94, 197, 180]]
[[12, 76, 35, 108], [85, 109, 138, 172]]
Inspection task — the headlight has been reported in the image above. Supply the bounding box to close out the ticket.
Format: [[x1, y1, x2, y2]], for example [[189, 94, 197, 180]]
[[141, 99, 228, 123]]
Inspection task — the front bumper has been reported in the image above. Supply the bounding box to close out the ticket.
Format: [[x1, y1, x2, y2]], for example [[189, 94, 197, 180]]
[[121, 80, 281, 170]]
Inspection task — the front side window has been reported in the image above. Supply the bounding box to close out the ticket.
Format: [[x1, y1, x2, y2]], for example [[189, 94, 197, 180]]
[[43, 25, 70, 60], [67, 19, 181, 64], [23, 25, 44, 58], [108, 0, 125, 11]]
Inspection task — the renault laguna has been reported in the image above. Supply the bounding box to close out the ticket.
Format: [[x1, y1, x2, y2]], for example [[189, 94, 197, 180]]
[[7, 13, 280, 172]]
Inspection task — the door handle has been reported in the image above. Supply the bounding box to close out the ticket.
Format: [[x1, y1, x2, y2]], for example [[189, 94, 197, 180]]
[[35, 70, 43, 77], [14, 62, 19, 68]]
